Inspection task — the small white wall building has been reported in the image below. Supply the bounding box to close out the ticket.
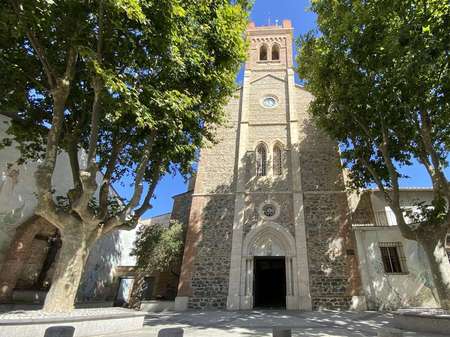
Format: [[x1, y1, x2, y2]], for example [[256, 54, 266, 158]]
[[353, 189, 443, 310]]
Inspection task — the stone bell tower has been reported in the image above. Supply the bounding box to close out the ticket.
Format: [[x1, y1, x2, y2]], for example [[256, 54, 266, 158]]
[[175, 20, 363, 311]]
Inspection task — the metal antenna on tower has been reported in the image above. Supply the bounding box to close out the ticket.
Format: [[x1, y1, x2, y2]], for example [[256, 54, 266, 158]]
[[268, 12, 271, 26]]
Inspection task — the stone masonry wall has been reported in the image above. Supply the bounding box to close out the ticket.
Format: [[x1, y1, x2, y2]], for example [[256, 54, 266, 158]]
[[182, 92, 239, 309], [303, 192, 353, 309], [296, 86, 357, 309], [171, 191, 193, 226], [188, 195, 235, 309], [193, 93, 240, 195], [243, 194, 294, 236]]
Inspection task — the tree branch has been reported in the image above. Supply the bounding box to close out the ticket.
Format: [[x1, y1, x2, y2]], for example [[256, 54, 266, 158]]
[[98, 134, 123, 219], [86, 0, 104, 167], [418, 110, 450, 199], [67, 137, 82, 197], [133, 163, 162, 219], [378, 118, 415, 239], [70, 1, 106, 224], [123, 133, 155, 213], [34, 82, 71, 228], [10, 0, 57, 89], [100, 134, 158, 236]]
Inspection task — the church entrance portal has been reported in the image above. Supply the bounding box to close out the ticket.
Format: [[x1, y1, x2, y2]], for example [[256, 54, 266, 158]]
[[253, 257, 286, 308]]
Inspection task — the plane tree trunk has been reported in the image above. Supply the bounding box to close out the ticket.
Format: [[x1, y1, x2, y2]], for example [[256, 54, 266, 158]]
[[419, 234, 450, 311], [42, 224, 94, 312]]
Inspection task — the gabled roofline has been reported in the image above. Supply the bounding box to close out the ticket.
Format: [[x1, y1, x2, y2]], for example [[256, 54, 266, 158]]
[[249, 73, 285, 84]]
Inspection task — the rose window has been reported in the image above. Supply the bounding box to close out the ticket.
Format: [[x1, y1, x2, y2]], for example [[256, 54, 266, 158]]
[[262, 204, 276, 218]]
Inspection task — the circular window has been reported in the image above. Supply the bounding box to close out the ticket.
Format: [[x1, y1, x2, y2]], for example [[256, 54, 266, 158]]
[[262, 204, 276, 218], [258, 201, 280, 220], [262, 96, 278, 108]]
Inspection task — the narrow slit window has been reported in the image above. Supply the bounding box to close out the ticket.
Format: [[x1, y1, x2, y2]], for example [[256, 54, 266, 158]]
[[260, 45, 268, 61], [256, 144, 267, 176], [272, 44, 280, 60], [273, 145, 282, 176]]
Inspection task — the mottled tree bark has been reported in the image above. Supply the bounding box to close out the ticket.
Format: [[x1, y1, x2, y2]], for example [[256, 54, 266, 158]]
[[0, 217, 43, 302], [128, 273, 145, 310], [419, 235, 450, 310], [42, 227, 92, 312]]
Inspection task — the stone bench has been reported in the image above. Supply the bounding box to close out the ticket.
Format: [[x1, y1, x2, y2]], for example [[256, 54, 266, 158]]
[[393, 308, 450, 335], [0, 308, 146, 337]]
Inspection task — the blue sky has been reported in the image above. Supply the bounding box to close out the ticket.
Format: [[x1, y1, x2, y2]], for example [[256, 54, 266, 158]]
[[114, 0, 436, 220]]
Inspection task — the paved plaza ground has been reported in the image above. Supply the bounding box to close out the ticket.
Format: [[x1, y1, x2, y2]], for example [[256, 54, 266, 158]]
[[95, 310, 447, 337]]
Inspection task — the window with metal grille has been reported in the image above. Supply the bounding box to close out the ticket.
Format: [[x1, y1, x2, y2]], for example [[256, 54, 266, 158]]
[[256, 144, 267, 176], [379, 242, 408, 274], [273, 145, 282, 176]]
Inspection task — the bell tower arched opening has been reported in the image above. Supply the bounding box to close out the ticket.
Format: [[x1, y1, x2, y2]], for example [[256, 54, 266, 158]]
[[259, 44, 268, 61]]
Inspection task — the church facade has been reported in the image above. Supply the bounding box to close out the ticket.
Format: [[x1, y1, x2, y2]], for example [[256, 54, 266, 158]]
[[174, 21, 363, 311]]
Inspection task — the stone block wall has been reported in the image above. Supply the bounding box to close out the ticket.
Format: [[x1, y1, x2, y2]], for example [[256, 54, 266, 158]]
[[171, 191, 193, 226], [304, 192, 354, 309], [352, 192, 376, 225], [296, 85, 359, 309], [188, 195, 235, 309], [243, 193, 294, 236], [248, 73, 288, 126], [193, 93, 240, 195]]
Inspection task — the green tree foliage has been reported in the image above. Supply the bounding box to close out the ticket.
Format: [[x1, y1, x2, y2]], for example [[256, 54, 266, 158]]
[[0, 0, 250, 312], [298, 0, 450, 309], [132, 220, 184, 275], [128, 220, 184, 308]]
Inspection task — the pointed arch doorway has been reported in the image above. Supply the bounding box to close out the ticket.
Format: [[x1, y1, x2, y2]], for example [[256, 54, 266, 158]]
[[240, 223, 298, 309]]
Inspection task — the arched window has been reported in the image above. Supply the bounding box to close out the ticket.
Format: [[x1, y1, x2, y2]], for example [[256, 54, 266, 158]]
[[256, 144, 267, 176], [273, 145, 282, 176], [259, 44, 268, 61], [272, 44, 280, 60]]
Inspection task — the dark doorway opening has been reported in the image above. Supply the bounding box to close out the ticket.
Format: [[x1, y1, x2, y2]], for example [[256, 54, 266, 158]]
[[253, 257, 286, 308], [141, 276, 155, 300]]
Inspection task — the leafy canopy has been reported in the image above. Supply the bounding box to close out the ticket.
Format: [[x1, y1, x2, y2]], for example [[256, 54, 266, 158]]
[[0, 0, 250, 228], [298, 0, 449, 223], [131, 220, 184, 274], [297, 0, 450, 309]]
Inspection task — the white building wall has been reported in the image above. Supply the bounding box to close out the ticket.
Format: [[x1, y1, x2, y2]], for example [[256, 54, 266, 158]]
[[0, 116, 75, 267], [370, 190, 435, 226], [78, 228, 138, 302], [355, 189, 440, 310]]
